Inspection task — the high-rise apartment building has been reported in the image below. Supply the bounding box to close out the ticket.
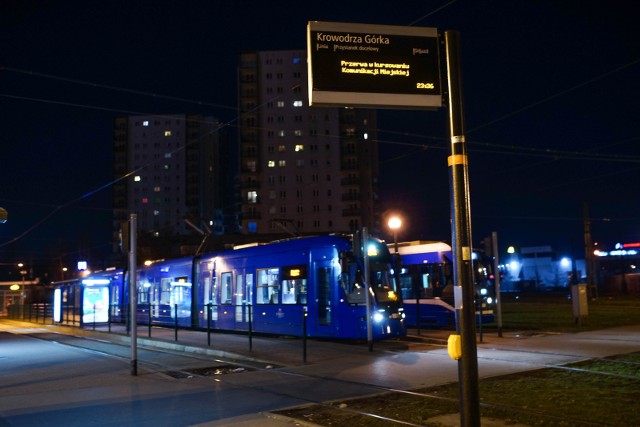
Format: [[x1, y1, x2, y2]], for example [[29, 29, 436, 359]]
[[238, 50, 379, 236], [112, 114, 229, 258]]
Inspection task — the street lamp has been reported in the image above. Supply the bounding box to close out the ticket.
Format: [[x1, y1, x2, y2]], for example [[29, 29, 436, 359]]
[[387, 216, 402, 254]]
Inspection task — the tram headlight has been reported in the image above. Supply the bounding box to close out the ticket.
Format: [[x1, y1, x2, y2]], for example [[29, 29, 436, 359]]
[[373, 312, 384, 323], [486, 297, 494, 305]]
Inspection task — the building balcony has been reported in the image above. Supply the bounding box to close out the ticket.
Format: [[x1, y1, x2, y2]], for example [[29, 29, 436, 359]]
[[241, 211, 262, 220]]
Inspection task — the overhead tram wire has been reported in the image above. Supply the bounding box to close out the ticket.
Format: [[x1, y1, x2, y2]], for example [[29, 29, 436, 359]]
[[0, 66, 237, 111], [408, 0, 458, 25], [466, 57, 640, 135], [0, 78, 306, 248]]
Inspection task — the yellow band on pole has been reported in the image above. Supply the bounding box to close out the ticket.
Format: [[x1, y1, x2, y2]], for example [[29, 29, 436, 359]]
[[448, 154, 468, 166]]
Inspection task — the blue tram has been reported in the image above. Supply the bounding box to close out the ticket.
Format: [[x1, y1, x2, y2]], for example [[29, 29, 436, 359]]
[[392, 241, 494, 328], [72, 234, 405, 339]]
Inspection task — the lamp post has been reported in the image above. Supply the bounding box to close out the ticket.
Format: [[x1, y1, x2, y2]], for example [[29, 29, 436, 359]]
[[387, 216, 402, 254], [18, 263, 27, 318]]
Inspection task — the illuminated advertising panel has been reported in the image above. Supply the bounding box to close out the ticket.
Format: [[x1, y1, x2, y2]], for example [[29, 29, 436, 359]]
[[307, 21, 442, 109], [82, 285, 109, 323], [53, 288, 62, 323]]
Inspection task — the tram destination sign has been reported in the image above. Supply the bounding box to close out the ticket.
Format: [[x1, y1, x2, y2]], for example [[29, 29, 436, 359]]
[[307, 21, 442, 109]]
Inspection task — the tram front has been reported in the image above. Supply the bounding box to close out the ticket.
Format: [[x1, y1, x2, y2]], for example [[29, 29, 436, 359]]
[[339, 236, 406, 339]]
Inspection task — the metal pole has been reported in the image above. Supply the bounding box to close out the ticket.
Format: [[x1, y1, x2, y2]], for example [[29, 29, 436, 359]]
[[248, 304, 253, 351], [129, 213, 138, 376], [445, 30, 480, 427], [302, 306, 308, 363], [492, 231, 503, 337], [174, 303, 178, 341], [363, 227, 373, 352], [207, 303, 212, 346]]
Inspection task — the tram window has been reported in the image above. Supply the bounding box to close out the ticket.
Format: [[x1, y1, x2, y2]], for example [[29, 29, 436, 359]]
[[160, 278, 172, 305], [245, 273, 253, 304], [220, 272, 232, 304], [281, 279, 307, 304], [400, 275, 413, 299], [282, 265, 307, 304], [256, 268, 279, 304], [235, 274, 243, 305], [171, 276, 191, 308], [138, 282, 149, 304]]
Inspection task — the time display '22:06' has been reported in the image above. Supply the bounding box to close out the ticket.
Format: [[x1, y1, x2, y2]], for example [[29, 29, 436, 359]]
[[416, 82, 435, 89]]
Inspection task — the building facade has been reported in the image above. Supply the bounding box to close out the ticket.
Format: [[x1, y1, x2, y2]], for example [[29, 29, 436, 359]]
[[238, 50, 379, 236], [112, 114, 229, 259]]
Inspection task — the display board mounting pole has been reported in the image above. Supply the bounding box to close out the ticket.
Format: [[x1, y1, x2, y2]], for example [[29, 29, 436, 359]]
[[445, 30, 481, 426]]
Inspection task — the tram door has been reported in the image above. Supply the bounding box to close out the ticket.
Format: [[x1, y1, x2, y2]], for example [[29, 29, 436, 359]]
[[315, 262, 333, 334]]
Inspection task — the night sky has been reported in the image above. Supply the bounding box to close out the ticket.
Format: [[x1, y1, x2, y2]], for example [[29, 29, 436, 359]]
[[1, 0, 639, 271]]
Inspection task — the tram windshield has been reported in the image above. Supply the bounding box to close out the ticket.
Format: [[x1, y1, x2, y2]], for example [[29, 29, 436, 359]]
[[339, 258, 399, 305], [370, 262, 399, 303]]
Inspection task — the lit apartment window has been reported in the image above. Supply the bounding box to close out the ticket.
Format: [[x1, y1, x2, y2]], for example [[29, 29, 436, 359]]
[[247, 191, 258, 203], [164, 130, 172, 136], [142, 198, 148, 204], [277, 101, 285, 107], [154, 186, 161, 192], [134, 176, 142, 182], [364, 133, 368, 140], [278, 160, 286, 167], [278, 130, 285, 137], [278, 145, 285, 152], [294, 130, 303, 137], [268, 160, 275, 168], [154, 210, 160, 216], [293, 100, 303, 107], [165, 153, 172, 158], [143, 121, 149, 126], [295, 144, 304, 151]]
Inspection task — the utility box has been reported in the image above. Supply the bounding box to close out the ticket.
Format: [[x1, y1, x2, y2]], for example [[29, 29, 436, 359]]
[[571, 283, 588, 325]]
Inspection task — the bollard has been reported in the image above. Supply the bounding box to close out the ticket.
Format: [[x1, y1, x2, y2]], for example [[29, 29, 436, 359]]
[[248, 304, 253, 351], [207, 303, 212, 346], [302, 307, 308, 363], [174, 304, 178, 342]]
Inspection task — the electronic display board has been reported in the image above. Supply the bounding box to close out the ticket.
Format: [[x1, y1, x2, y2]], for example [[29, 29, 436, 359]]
[[307, 21, 442, 109]]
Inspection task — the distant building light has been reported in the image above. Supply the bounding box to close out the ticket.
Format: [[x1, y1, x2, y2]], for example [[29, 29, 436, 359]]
[[164, 130, 172, 136], [594, 249, 639, 257], [143, 120, 149, 126], [77, 261, 88, 271], [560, 257, 571, 268], [134, 176, 141, 182], [293, 100, 303, 107]]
